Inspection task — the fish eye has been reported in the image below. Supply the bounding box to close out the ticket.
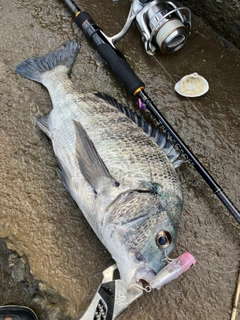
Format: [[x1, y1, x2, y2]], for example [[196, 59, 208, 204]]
[[156, 231, 171, 248]]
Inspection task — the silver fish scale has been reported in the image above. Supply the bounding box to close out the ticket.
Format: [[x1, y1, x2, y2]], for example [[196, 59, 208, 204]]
[[48, 82, 179, 195], [79, 94, 179, 187], [15, 39, 183, 287], [107, 191, 161, 225], [50, 82, 180, 203], [43, 70, 181, 228]]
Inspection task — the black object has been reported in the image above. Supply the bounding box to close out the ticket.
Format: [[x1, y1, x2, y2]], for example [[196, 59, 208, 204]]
[[97, 282, 115, 320], [75, 11, 145, 96], [0, 306, 38, 320], [138, 90, 240, 223], [61, 0, 240, 223]]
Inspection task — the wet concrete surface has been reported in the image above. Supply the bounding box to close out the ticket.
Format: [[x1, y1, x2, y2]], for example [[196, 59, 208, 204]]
[[0, 0, 240, 319], [181, 0, 240, 50]]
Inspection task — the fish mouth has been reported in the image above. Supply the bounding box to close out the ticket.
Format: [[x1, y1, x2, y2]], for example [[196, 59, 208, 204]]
[[131, 252, 196, 291]]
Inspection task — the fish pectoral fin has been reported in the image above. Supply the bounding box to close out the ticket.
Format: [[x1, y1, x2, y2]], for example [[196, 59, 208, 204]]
[[36, 115, 50, 137], [74, 120, 119, 194]]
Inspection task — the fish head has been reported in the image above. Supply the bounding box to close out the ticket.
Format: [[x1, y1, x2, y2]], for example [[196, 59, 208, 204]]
[[105, 187, 183, 287]]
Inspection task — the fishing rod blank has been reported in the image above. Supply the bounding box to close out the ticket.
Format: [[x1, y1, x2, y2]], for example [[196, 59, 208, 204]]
[[63, 0, 145, 95], [138, 90, 240, 223], [61, 0, 240, 224]]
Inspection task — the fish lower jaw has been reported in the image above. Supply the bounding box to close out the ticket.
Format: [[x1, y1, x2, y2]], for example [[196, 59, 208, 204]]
[[130, 263, 158, 286], [118, 259, 158, 289], [129, 252, 197, 291]]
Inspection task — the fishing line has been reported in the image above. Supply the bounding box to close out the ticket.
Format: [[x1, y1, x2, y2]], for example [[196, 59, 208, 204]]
[[191, 242, 240, 274], [152, 55, 239, 162], [61, 0, 240, 223], [196, 259, 240, 274]]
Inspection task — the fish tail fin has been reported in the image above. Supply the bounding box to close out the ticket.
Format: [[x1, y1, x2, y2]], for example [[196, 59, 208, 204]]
[[15, 40, 80, 84]]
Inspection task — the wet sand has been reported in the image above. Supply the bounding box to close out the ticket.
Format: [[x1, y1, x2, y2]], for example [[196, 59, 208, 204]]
[[0, 0, 239, 319]]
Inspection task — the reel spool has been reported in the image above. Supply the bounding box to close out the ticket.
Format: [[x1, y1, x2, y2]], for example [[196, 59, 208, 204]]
[[110, 0, 191, 55]]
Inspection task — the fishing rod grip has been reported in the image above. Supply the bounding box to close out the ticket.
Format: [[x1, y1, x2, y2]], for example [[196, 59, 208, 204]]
[[62, 1, 240, 224], [75, 11, 145, 96]]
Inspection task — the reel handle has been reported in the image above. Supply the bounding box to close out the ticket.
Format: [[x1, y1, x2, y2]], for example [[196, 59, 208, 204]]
[[75, 11, 145, 96]]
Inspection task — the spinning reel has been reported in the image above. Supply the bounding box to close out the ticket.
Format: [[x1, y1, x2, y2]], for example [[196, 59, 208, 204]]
[[110, 0, 191, 55]]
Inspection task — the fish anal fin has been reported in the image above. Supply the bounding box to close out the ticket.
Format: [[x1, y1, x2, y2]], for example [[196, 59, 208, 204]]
[[74, 120, 119, 194], [56, 158, 75, 197], [36, 115, 50, 137]]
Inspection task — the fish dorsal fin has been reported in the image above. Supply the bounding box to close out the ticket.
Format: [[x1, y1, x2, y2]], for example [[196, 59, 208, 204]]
[[74, 120, 119, 194], [94, 92, 183, 168]]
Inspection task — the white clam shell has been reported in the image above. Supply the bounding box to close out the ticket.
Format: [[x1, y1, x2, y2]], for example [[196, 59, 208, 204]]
[[174, 72, 209, 98]]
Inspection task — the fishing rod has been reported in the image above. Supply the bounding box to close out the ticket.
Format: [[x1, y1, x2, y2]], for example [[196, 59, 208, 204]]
[[61, 0, 240, 224]]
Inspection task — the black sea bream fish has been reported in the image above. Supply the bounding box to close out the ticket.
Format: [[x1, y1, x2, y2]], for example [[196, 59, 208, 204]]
[[15, 40, 184, 288]]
